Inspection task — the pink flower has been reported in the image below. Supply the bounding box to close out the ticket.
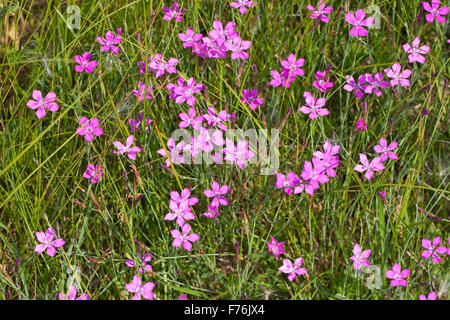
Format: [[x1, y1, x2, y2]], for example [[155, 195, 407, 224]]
[[34, 227, 65, 257], [83, 163, 104, 184], [278, 258, 307, 281], [403, 37, 430, 64], [170, 188, 199, 207], [298, 91, 329, 120], [76, 117, 103, 142], [230, 0, 257, 14], [209, 21, 238, 43], [204, 181, 229, 207], [343, 74, 368, 100], [384, 63, 412, 87], [157, 138, 186, 167], [280, 53, 305, 79], [312, 70, 334, 93], [177, 294, 188, 300], [170, 223, 199, 252], [179, 108, 204, 130], [125, 275, 155, 300], [203, 204, 220, 219], [275, 172, 300, 195], [421, 237, 447, 263], [373, 138, 398, 161], [125, 252, 153, 274], [113, 135, 141, 161], [75, 52, 98, 73], [385, 263, 410, 287], [312, 141, 341, 177], [178, 28, 203, 48], [242, 88, 264, 111], [267, 236, 286, 259], [96, 31, 121, 54], [349, 243, 371, 270], [353, 153, 385, 181], [301, 158, 329, 189], [419, 292, 437, 300], [163, 2, 185, 21], [58, 286, 89, 300], [364, 72, 390, 96], [307, 1, 333, 23], [164, 200, 195, 227], [148, 53, 178, 78], [26, 90, 59, 119], [204, 107, 229, 131], [225, 36, 252, 60], [173, 77, 205, 106], [356, 118, 368, 131], [422, 0, 449, 23], [270, 70, 295, 88], [132, 81, 153, 101], [345, 9, 375, 37], [223, 139, 256, 169]]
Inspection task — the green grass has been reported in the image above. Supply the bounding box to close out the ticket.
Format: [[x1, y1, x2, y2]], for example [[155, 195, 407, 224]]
[[0, 0, 449, 300]]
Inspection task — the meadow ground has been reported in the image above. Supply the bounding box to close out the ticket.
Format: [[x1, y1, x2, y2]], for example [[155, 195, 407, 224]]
[[0, 0, 449, 300]]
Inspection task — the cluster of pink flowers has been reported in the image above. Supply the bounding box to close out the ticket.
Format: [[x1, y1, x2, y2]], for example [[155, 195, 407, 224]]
[[203, 181, 229, 218], [270, 53, 305, 88], [344, 72, 391, 100], [275, 141, 340, 196], [178, 20, 251, 60], [354, 137, 398, 181], [166, 77, 205, 106]]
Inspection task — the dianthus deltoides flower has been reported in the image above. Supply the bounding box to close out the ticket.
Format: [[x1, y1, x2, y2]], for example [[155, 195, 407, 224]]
[[83, 163, 104, 184], [278, 258, 307, 281], [58, 286, 89, 300], [385, 263, 410, 287], [27, 90, 59, 119], [421, 237, 447, 263], [267, 236, 286, 259], [125, 275, 155, 300], [74, 52, 98, 73], [349, 243, 371, 270], [34, 227, 65, 257], [76, 117, 103, 142]]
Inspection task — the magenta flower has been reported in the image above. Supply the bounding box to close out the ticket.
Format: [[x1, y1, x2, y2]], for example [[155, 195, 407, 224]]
[[132, 81, 153, 101], [83, 163, 104, 184], [163, 2, 185, 22], [267, 236, 286, 259], [223, 139, 256, 169], [293, 178, 316, 196], [74, 52, 98, 73], [275, 172, 300, 195], [354, 153, 385, 181], [225, 36, 252, 60], [270, 70, 295, 88], [34, 227, 65, 257], [170, 223, 199, 252], [422, 0, 449, 23], [349, 243, 371, 270], [76, 117, 103, 142], [179, 108, 204, 130], [384, 63, 412, 87], [204, 107, 229, 131], [421, 237, 447, 263], [307, 1, 333, 23], [26, 90, 59, 119], [173, 77, 205, 106], [113, 135, 141, 160], [157, 138, 186, 167], [125, 275, 155, 300], [148, 53, 178, 78], [385, 263, 410, 287], [364, 72, 390, 97], [58, 286, 89, 300], [241, 88, 264, 111], [373, 138, 398, 161], [345, 9, 375, 37], [164, 200, 195, 227], [125, 252, 153, 274], [419, 292, 437, 300], [230, 0, 257, 14], [278, 258, 307, 282], [298, 91, 329, 120], [209, 21, 238, 43], [312, 141, 340, 177], [301, 158, 329, 189], [129, 113, 152, 133], [312, 70, 334, 93], [96, 31, 121, 55], [343, 74, 368, 100], [280, 53, 305, 79], [204, 181, 229, 207], [356, 118, 368, 131], [177, 294, 188, 300], [170, 188, 199, 207], [403, 37, 430, 64], [203, 204, 220, 219], [178, 28, 203, 48]]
